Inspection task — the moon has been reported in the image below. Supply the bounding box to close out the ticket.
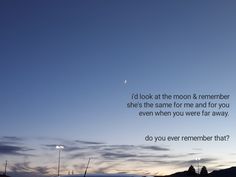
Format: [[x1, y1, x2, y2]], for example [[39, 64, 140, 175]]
[[124, 80, 127, 84]]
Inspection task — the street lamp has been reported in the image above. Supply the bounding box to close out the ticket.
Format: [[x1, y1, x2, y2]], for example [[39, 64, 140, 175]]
[[56, 145, 64, 176], [195, 157, 201, 174], [4, 160, 7, 175]]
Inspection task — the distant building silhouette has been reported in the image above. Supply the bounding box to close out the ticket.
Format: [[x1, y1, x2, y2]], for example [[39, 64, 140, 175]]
[[187, 165, 197, 176], [200, 166, 208, 176]]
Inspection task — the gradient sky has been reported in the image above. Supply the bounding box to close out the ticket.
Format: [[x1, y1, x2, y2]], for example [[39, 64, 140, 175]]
[[0, 1, 236, 177]]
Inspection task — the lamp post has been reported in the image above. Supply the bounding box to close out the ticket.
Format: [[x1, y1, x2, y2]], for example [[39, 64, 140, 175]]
[[4, 160, 7, 175], [56, 145, 64, 176], [195, 157, 201, 174]]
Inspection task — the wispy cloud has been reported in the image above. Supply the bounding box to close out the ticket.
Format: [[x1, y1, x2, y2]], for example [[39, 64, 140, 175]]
[[67, 143, 171, 161], [139, 145, 169, 151], [0, 142, 33, 156], [0, 136, 26, 146], [0, 136, 230, 176], [1, 136, 24, 142], [177, 157, 218, 167], [101, 152, 137, 159], [75, 140, 105, 145], [192, 148, 203, 151], [9, 162, 50, 177]]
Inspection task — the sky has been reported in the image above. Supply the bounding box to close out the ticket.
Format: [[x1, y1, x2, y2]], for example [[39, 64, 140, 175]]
[[0, 0, 236, 176]]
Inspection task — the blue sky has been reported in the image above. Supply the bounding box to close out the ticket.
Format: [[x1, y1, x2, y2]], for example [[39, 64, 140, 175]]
[[0, 0, 236, 176]]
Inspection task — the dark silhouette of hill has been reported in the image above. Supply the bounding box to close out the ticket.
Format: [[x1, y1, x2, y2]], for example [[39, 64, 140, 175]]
[[154, 166, 236, 177], [0, 174, 10, 177], [168, 171, 189, 177], [209, 167, 236, 177]]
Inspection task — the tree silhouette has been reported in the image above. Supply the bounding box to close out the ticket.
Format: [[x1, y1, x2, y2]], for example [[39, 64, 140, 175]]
[[187, 165, 197, 176], [200, 166, 208, 176]]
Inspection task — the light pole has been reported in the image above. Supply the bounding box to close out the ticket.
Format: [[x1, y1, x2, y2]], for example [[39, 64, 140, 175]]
[[56, 145, 64, 176], [4, 160, 7, 175], [195, 157, 200, 174]]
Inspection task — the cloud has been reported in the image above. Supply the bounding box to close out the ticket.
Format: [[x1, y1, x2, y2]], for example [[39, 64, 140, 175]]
[[44, 140, 170, 159], [91, 163, 125, 174], [102, 152, 137, 159], [67, 143, 171, 161], [64, 146, 85, 152], [139, 145, 170, 151], [9, 162, 50, 177], [42, 139, 105, 153], [75, 140, 105, 145], [229, 153, 236, 156], [177, 157, 218, 167], [44, 144, 59, 148], [44, 144, 88, 153], [70, 151, 95, 159], [10, 162, 31, 172], [34, 166, 50, 175], [126, 158, 174, 164], [0, 136, 26, 146], [0, 142, 33, 156], [100, 152, 192, 163], [192, 148, 203, 151], [1, 136, 24, 141], [0, 136, 226, 176], [186, 152, 201, 156], [101, 145, 170, 152]]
